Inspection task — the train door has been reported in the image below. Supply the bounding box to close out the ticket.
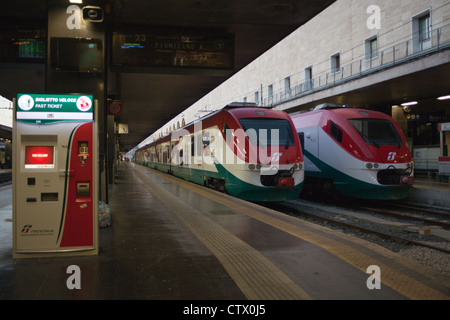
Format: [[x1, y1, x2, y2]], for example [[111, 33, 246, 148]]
[[300, 126, 320, 173], [0, 140, 5, 167]]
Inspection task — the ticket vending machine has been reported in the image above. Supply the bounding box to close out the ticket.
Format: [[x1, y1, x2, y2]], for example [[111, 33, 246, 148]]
[[13, 93, 98, 258]]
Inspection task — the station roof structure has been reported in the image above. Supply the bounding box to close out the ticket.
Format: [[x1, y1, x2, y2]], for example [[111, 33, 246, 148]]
[[1, 0, 336, 152]]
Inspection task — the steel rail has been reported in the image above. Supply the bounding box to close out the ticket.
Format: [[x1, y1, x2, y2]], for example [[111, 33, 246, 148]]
[[265, 202, 450, 255]]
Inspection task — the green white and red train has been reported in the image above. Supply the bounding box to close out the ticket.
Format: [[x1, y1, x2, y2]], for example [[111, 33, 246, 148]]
[[134, 103, 304, 201], [291, 104, 414, 200], [134, 103, 414, 201]]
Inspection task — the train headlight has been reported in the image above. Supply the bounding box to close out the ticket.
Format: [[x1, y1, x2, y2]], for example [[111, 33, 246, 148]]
[[366, 163, 373, 169], [374, 163, 379, 169], [248, 164, 255, 170], [256, 164, 262, 170], [298, 163, 303, 170]]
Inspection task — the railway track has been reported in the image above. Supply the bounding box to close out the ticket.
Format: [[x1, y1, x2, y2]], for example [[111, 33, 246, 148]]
[[263, 199, 450, 255], [343, 201, 450, 229], [0, 171, 11, 185]]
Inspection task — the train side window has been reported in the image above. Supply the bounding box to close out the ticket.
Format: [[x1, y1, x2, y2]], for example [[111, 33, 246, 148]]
[[203, 131, 210, 147], [298, 132, 305, 153], [223, 122, 230, 141], [329, 122, 343, 143], [167, 145, 171, 163], [195, 133, 203, 157]]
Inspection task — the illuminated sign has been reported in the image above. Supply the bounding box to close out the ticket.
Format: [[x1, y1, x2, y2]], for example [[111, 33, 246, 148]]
[[25, 146, 55, 169], [16, 94, 93, 123], [439, 123, 450, 132], [0, 24, 46, 62], [112, 27, 234, 72]]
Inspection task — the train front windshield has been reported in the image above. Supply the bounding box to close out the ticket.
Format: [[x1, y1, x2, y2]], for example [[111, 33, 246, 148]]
[[348, 118, 404, 147], [238, 118, 295, 147]]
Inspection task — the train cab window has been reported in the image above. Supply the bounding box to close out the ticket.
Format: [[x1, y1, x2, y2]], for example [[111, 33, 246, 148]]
[[238, 118, 295, 147], [329, 122, 343, 143], [348, 119, 404, 147]]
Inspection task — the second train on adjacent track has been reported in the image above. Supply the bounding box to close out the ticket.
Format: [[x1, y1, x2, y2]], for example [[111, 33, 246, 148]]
[[290, 104, 414, 200]]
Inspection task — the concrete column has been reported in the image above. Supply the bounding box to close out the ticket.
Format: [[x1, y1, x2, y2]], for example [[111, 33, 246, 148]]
[[46, 0, 107, 201]]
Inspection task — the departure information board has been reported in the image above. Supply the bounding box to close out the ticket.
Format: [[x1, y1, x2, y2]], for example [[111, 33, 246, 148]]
[[112, 27, 234, 72], [0, 23, 46, 62]]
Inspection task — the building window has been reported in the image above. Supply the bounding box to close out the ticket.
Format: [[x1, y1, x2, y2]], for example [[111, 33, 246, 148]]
[[284, 77, 291, 93], [365, 36, 378, 60], [268, 84, 273, 100], [419, 14, 431, 41], [412, 10, 431, 52], [305, 66, 312, 90], [330, 53, 340, 73], [370, 38, 377, 58], [254, 91, 259, 104]]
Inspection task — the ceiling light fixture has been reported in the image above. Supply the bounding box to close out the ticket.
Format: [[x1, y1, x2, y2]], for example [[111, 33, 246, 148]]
[[437, 95, 450, 101], [70, 0, 83, 4], [401, 101, 418, 107]]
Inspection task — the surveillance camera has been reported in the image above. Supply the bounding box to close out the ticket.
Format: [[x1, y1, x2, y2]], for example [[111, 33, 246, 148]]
[[83, 6, 103, 22]]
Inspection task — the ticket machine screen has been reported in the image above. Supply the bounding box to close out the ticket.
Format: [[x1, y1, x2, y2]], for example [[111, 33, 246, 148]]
[[24, 146, 55, 169]]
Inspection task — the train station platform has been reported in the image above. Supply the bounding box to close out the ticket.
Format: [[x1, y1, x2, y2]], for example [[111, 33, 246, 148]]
[[408, 175, 450, 208], [0, 162, 449, 303]]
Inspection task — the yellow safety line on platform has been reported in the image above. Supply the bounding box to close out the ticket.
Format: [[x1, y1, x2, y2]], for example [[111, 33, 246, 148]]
[[133, 167, 312, 300], [144, 167, 449, 300]]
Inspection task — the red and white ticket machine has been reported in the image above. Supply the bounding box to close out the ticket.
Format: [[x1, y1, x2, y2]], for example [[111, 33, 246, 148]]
[[13, 93, 98, 258]]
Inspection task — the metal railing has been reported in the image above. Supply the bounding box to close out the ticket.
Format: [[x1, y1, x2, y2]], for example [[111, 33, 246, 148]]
[[263, 24, 450, 108]]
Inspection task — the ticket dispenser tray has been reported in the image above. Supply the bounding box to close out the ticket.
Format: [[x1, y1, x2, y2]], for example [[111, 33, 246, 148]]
[[76, 182, 90, 197]]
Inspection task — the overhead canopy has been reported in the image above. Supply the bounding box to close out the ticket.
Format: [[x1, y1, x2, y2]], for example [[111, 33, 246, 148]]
[[0, 0, 337, 152]]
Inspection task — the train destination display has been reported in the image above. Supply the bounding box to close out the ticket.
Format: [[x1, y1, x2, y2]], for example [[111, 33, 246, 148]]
[[112, 27, 234, 72]]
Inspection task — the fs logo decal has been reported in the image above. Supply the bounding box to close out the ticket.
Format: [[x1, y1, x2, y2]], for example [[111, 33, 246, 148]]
[[21, 225, 32, 233], [387, 152, 397, 161]]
